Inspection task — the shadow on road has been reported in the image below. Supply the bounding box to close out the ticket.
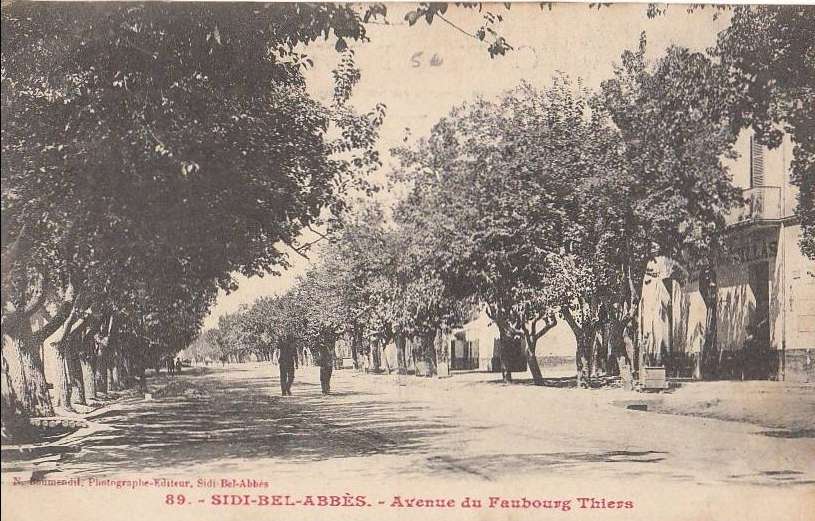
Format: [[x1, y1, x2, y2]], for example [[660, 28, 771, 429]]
[[57, 371, 457, 476], [485, 376, 578, 388], [424, 450, 668, 481]]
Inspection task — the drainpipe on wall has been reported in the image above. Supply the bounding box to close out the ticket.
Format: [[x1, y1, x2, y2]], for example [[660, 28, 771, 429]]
[[781, 219, 786, 382], [780, 138, 787, 381]]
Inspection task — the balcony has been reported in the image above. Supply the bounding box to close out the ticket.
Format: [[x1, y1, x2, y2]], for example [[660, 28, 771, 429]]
[[725, 186, 782, 227]]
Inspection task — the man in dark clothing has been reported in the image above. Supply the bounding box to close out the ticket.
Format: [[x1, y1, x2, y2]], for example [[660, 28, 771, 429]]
[[318, 344, 334, 395], [278, 344, 296, 396]]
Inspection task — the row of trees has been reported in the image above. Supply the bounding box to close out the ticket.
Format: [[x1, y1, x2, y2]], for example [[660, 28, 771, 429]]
[[207, 6, 813, 388], [391, 42, 745, 385], [1, 3, 389, 432], [2, 4, 811, 435], [1, 1, 575, 433], [196, 202, 473, 375], [210, 45, 738, 385]]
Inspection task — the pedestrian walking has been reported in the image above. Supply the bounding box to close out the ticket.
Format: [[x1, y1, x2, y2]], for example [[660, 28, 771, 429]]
[[175, 357, 183, 376], [318, 344, 335, 395], [278, 343, 296, 396]]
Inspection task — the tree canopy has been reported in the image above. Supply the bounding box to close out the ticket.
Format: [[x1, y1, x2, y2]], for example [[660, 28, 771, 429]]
[[713, 5, 815, 258], [1, 2, 383, 416]]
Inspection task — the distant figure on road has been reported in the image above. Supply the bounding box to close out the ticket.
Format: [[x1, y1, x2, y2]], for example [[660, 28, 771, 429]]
[[175, 358, 183, 375], [318, 345, 335, 395], [278, 344, 297, 396], [167, 356, 175, 376]]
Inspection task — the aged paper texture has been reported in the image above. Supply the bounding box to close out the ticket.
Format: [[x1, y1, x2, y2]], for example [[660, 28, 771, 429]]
[[2, 2, 814, 521]]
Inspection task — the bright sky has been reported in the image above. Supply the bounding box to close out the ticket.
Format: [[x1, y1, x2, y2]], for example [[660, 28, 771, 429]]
[[202, 3, 732, 329]]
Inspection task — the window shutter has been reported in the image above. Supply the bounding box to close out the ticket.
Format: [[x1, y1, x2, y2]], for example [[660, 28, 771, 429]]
[[750, 135, 765, 187]]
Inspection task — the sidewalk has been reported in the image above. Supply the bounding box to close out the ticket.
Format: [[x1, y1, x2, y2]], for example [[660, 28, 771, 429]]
[[1, 369, 211, 479], [642, 380, 815, 435], [341, 365, 815, 435]]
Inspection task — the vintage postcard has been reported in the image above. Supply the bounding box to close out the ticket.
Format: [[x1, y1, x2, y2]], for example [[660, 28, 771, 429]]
[[2, 1, 813, 520]]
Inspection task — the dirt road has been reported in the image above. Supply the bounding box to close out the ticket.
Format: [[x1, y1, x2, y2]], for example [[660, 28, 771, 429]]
[[3, 364, 813, 521]]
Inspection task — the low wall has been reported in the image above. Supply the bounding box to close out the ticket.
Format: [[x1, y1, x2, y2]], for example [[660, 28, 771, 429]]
[[780, 349, 814, 383], [479, 355, 576, 374]]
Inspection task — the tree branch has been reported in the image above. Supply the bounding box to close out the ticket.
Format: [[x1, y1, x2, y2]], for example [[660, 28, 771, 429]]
[[21, 280, 48, 320], [436, 13, 480, 41], [32, 301, 71, 342], [307, 225, 331, 241], [284, 240, 311, 260], [561, 306, 581, 338], [534, 313, 558, 342]]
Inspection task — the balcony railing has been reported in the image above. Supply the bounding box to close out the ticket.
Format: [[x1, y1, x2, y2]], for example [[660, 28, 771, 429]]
[[725, 186, 782, 227]]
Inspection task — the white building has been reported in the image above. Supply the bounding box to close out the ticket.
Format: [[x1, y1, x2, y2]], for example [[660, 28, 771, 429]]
[[640, 130, 815, 382], [447, 309, 576, 374]]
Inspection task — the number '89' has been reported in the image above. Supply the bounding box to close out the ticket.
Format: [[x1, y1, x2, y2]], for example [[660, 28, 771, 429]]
[[165, 494, 186, 505]]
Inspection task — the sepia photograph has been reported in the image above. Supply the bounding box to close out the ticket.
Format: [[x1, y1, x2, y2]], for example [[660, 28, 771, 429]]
[[1, 1, 813, 520]]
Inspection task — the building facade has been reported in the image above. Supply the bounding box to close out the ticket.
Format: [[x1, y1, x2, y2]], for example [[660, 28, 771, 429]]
[[446, 310, 576, 374], [640, 130, 815, 382]]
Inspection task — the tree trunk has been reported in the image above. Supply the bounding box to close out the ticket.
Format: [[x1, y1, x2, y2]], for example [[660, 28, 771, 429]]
[[370, 341, 382, 372], [496, 330, 513, 383], [80, 352, 97, 402], [434, 328, 448, 363], [350, 337, 360, 370], [426, 332, 438, 376], [67, 351, 86, 406], [699, 304, 717, 380], [95, 349, 108, 395], [395, 334, 408, 375], [575, 331, 592, 389], [698, 265, 718, 380], [137, 366, 147, 393], [1, 224, 32, 314], [608, 318, 635, 388], [108, 363, 120, 391], [50, 341, 72, 410], [414, 332, 437, 377], [409, 336, 420, 375], [2, 323, 54, 417], [433, 327, 450, 377], [122, 355, 135, 387], [561, 306, 601, 389], [523, 334, 545, 386], [593, 325, 609, 377], [104, 323, 119, 391], [623, 326, 638, 375], [1, 349, 31, 441], [351, 333, 361, 371]]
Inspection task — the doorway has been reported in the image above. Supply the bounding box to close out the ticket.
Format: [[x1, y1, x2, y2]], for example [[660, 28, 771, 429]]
[[746, 261, 771, 379]]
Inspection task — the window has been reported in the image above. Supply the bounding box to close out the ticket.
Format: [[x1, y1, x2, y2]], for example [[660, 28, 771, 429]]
[[750, 135, 765, 188]]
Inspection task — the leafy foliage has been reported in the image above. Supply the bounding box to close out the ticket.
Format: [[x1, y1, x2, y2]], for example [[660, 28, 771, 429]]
[[601, 37, 743, 268], [713, 6, 815, 258], [392, 78, 619, 381], [1, 2, 384, 413]]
